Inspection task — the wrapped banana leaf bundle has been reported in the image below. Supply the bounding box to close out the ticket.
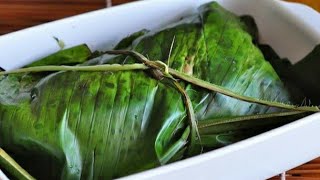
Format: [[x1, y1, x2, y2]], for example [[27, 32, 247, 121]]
[[0, 2, 319, 180]]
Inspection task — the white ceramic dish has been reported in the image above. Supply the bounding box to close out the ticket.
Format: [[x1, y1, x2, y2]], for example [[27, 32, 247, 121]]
[[0, 0, 320, 179], [0, 169, 9, 180]]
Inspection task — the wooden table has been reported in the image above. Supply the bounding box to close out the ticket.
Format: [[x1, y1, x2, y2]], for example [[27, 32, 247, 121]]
[[0, 0, 135, 34], [0, 0, 319, 35], [0, 0, 320, 179]]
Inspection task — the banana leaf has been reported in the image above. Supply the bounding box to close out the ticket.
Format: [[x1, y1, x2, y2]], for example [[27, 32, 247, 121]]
[[26, 44, 92, 67], [259, 44, 320, 104], [0, 2, 319, 180], [291, 45, 320, 104]]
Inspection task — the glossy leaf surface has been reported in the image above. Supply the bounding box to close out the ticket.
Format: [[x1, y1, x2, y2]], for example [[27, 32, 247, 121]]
[[0, 2, 304, 179]]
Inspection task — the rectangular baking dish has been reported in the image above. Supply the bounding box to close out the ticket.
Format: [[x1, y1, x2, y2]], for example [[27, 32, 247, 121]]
[[0, 0, 320, 179]]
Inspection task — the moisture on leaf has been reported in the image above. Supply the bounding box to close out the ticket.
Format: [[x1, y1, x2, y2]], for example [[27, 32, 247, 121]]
[[0, 2, 319, 180]]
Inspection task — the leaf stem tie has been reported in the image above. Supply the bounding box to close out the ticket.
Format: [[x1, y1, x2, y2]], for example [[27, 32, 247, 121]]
[[105, 50, 202, 156]]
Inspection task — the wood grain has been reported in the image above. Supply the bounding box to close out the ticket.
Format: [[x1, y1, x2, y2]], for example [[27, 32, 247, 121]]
[[270, 158, 320, 179], [1, 0, 317, 35], [286, 0, 320, 11], [0, 2, 104, 34], [0, 0, 135, 34]]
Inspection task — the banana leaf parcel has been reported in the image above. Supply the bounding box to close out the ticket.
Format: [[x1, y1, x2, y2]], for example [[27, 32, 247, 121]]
[[0, 2, 319, 180]]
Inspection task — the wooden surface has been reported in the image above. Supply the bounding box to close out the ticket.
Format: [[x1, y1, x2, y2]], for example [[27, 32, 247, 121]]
[[0, 0, 319, 35], [270, 159, 320, 180], [287, 0, 320, 11], [0, 0, 135, 34], [0, 0, 320, 179]]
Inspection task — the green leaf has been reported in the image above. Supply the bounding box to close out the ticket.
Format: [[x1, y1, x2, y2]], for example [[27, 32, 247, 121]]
[[240, 15, 259, 44], [114, 29, 149, 50], [258, 44, 306, 103], [259, 44, 320, 104], [0, 75, 20, 105], [26, 44, 92, 67], [0, 2, 318, 179], [292, 45, 320, 104]]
